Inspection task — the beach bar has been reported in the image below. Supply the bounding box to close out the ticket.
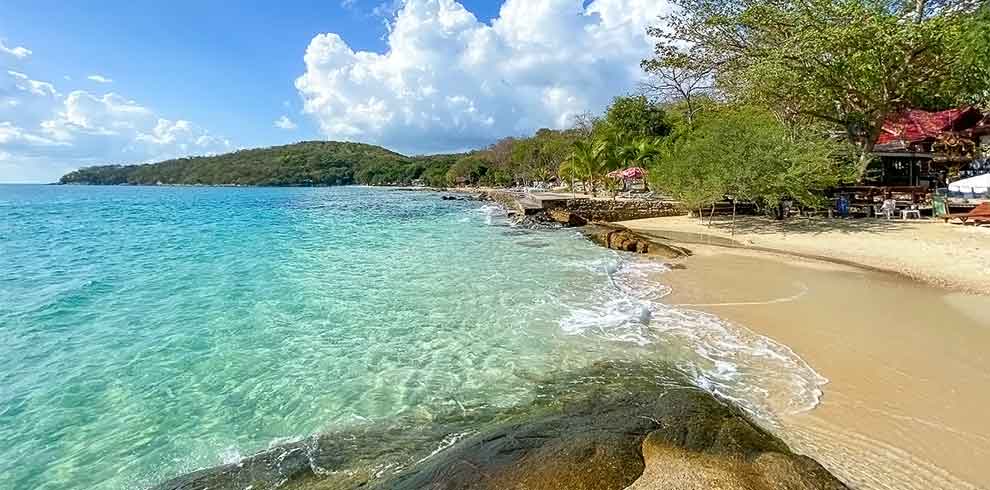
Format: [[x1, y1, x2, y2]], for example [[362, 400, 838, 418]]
[[870, 108, 989, 199], [836, 107, 990, 216]]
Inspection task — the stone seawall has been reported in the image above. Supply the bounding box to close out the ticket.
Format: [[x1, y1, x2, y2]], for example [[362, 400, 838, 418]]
[[476, 190, 684, 223], [541, 197, 683, 222]]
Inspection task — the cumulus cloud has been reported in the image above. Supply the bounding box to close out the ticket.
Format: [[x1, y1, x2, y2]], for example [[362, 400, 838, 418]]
[[87, 74, 113, 84], [0, 40, 32, 59], [274, 115, 298, 130], [295, 0, 671, 154], [0, 70, 231, 182]]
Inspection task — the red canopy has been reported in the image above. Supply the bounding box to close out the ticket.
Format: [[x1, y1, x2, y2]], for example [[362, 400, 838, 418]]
[[877, 107, 982, 145], [621, 167, 647, 179]]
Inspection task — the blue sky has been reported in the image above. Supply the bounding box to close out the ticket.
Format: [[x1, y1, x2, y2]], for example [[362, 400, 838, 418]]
[[1, 0, 667, 182]]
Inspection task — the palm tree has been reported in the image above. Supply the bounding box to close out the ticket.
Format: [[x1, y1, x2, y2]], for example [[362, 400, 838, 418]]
[[623, 137, 664, 167], [560, 140, 603, 195]]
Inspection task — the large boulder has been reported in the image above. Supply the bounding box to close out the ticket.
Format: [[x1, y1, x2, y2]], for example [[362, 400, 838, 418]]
[[151, 362, 847, 490]]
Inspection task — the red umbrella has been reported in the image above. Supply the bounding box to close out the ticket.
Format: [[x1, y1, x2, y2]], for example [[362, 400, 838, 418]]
[[621, 167, 646, 179]]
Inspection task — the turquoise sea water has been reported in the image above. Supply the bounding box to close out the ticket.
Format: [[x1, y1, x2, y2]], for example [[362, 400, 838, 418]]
[[0, 185, 824, 490]]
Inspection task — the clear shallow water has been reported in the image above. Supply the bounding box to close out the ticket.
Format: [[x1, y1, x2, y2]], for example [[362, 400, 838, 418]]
[[0, 185, 825, 490]]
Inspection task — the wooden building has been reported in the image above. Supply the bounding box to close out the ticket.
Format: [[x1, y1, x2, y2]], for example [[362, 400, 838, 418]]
[[868, 107, 989, 190]]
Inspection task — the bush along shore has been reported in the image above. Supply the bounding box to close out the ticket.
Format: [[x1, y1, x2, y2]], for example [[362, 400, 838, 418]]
[[152, 362, 848, 490]]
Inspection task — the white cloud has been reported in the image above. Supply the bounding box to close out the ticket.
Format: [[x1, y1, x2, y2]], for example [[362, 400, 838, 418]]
[[295, 0, 671, 154], [7, 70, 59, 97], [0, 70, 231, 182], [0, 40, 32, 59], [0, 121, 65, 146], [87, 74, 113, 84], [274, 115, 298, 130]]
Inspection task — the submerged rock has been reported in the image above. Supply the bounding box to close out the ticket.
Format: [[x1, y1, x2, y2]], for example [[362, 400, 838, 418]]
[[151, 362, 847, 490]]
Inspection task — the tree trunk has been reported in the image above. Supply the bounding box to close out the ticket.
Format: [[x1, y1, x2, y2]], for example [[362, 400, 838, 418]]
[[708, 202, 716, 227], [854, 118, 887, 181], [913, 0, 926, 23], [731, 199, 737, 237]]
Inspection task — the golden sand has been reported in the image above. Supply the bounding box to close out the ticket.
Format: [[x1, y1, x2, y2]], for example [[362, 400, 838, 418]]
[[620, 215, 990, 295], [650, 244, 990, 489]]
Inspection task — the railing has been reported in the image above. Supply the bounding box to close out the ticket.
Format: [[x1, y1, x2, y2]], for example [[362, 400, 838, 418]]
[[937, 187, 990, 201]]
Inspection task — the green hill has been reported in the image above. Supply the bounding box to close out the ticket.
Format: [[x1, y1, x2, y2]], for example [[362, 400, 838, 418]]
[[58, 141, 463, 187]]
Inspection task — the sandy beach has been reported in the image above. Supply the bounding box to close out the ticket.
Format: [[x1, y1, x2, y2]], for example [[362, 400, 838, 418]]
[[619, 215, 990, 295], [644, 240, 990, 489]]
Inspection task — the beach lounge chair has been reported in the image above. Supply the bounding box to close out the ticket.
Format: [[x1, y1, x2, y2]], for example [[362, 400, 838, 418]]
[[942, 202, 990, 225]]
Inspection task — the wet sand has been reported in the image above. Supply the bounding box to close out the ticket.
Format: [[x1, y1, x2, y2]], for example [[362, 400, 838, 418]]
[[655, 245, 990, 489]]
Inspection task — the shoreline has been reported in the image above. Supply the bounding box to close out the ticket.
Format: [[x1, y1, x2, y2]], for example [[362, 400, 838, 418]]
[[144, 196, 855, 490], [645, 241, 990, 489], [101, 192, 987, 489], [617, 215, 990, 295]]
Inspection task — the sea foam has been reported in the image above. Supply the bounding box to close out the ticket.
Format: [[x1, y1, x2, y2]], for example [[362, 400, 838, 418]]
[[558, 253, 827, 422]]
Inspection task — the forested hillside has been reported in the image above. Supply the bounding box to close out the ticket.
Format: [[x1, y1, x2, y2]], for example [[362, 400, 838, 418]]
[[58, 141, 463, 187]]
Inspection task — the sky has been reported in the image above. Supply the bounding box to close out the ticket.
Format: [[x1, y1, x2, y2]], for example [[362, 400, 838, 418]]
[[0, 0, 671, 183]]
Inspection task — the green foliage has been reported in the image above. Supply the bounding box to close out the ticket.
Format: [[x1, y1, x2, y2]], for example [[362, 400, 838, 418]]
[[445, 154, 491, 186], [646, 0, 986, 177], [651, 106, 855, 211], [559, 139, 606, 192], [955, 3, 990, 106], [59, 141, 465, 187], [602, 96, 671, 139], [554, 99, 674, 195], [507, 128, 581, 184]]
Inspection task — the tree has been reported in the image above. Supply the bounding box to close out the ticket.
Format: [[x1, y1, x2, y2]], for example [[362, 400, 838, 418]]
[[446, 154, 490, 186], [560, 140, 606, 194], [954, 3, 990, 106], [488, 137, 521, 184], [508, 128, 579, 185], [618, 137, 664, 169], [652, 106, 855, 218], [640, 49, 714, 128], [603, 96, 672, 139], [646, 0, 985, 178]]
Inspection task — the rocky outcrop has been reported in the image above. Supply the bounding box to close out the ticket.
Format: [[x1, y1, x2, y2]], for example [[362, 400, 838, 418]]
[[371, 361, 847, 490], [581, 224, 692, 259], [151, 362, 847, 490], [627, 425, 847, 490]]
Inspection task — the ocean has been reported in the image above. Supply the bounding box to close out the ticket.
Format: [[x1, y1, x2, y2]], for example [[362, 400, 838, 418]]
[[0, 185, 824, 489]]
